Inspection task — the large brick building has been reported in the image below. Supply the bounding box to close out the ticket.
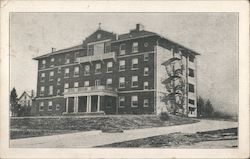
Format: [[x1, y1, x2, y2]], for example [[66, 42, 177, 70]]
[[33, 24, 199, 117]]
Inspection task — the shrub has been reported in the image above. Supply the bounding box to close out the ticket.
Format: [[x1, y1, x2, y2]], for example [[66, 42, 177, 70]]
[[159, 112, 170, 121]]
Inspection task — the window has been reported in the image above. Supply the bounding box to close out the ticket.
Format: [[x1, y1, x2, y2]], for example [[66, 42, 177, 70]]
[[57, 89, 61, 96], [48, 101, 52, 111], [65, 54, 70, 64], [144, 81, 148, 90], [49, 71, 54, 81], [119, 77, 125, 88], [75, 52, 79, 62], [105, 42, 111, 53], [132, 58, 138, 70], [39, 102, 44, 111], [58, 67, 61, 73], [120, 44, 126, 55], [56, 104, 60, 110], [64, 68, 69, 78], [49, 86, 53, 95], [144, 42, 148, 47], [84, 65, 90, 76], [131, 96, 138, 107], [119, 96, 125, 108], [41, 73, 45, 82], [94, 43, 104, 55], [107, 62, 113, 73], [144, 99, 149, 107], [57, 78, 61, 85], [106, 78, 112, 88], [88, 45, 94, 56], [41, 60, 46, 68], [40, 86, 44, 96], [189, 56, 194, 62], [189, 99, 195, 105], [64, 83, 69, 93], [189, 68, 194, 77], [132, 42, 138, 53], [95, 79, 101, 86], [97, 33, 101, 39], [50, 58, 54, 67], [74, 82, 79, 92], [119, 60, 125, 71], [74, 66, 79, 77], [189, 84, 195, 93], [132, 76, 138, 87], [84, 81, 89, 87], [95, 63, 101, 74], [144, 67, 149, 76], [144, 53, 149, 61]]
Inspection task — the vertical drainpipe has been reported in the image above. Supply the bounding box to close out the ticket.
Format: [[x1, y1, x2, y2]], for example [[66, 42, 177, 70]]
[[195, 55, 198, 117], [153, 38, 159, 115], [186, 52, 189, 117]]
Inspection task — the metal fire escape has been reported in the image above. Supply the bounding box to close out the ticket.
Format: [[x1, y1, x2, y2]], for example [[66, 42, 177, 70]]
[[161, 49, 187, 116]]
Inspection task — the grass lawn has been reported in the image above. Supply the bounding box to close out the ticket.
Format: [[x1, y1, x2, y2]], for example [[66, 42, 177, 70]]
[[11, 115, 198, 139], [96, 127, 238, 148]]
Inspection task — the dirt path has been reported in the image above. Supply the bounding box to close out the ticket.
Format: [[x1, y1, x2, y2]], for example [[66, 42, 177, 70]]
[[10, 119, 237, 148]]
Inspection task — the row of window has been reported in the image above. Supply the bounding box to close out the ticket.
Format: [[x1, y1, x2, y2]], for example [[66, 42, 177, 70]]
[[39, 76, 151, 96], [40, 57, 150, 82], [40, 42, 151, 70], [119, 96, 149, 108], [41, 52, 80, 69], [39, 81, 194, 97], [39, 101, 60, 111], [38, 96, 149, 111]]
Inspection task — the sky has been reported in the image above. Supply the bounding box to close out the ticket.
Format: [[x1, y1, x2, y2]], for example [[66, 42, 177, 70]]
[[10, 13, 238, 115]]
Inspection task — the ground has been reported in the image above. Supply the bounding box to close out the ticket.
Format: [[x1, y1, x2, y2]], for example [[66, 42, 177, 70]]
[[10, 118, 237, 148], [10, 114, 197, 139], [97, 128, 237, 148]]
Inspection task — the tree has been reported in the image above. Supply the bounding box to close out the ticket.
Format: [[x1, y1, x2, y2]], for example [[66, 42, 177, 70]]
[[10, 87, 18, 116], [204, 99, 214, 117], [197, 96, 205, 117]]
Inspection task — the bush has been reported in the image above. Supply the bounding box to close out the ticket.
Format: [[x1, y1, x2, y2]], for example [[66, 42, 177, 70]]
[[159, 112, 170, 121]]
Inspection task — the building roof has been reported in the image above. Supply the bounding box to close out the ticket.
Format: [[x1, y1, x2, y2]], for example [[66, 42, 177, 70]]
[[33, 24, 200, 60], [33, 44, 84, 60], [118, 30, 157, 40], [18, 91, 32, 101]]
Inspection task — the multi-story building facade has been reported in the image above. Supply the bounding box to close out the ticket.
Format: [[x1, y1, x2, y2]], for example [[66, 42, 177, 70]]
[[33, 24, 199, 117]]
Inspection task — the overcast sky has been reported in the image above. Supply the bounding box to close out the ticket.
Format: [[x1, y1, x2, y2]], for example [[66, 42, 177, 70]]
[[10, 13, 238, 115]]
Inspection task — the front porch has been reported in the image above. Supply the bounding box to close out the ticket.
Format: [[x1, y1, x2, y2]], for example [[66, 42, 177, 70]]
[[63, 86, 118, 115]]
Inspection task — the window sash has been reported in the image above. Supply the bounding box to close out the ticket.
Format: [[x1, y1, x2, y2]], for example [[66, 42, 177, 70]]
[[144, 68, 149, 76], [119, 97, 125, 107], [144, 53, 149, 61], [132, 42, 138, 53], [144, 99, 149, 107]]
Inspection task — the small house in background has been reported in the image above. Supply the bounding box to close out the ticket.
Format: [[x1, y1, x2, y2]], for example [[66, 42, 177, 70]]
[[18, 90, 36, 116]]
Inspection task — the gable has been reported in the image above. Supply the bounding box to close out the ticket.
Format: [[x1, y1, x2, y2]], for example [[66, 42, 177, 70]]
[[85, 29, 116, 43]]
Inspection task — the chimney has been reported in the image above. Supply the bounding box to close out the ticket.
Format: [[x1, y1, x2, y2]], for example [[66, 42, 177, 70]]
[[136, 23, 144, 31], [52, 47, 56, 52]]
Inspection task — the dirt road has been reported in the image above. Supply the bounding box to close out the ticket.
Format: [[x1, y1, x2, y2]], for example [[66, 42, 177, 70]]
[[10, 119, 237, 148]]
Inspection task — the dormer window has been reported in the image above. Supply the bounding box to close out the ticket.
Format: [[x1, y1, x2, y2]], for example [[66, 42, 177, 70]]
[[97, 34, 101, 39]]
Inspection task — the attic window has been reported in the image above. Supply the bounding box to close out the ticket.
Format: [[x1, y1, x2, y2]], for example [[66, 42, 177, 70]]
[[97, 34, 101, 39]]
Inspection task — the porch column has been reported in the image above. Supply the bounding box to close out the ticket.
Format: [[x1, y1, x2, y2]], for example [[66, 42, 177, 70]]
[[88, 95, 92, 112], [65, 97, 69, 113], [86, 96, 89, 112], [74, 96, 79, 113], [86, 95, 91, 113], [97, 95, 100, 112]]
